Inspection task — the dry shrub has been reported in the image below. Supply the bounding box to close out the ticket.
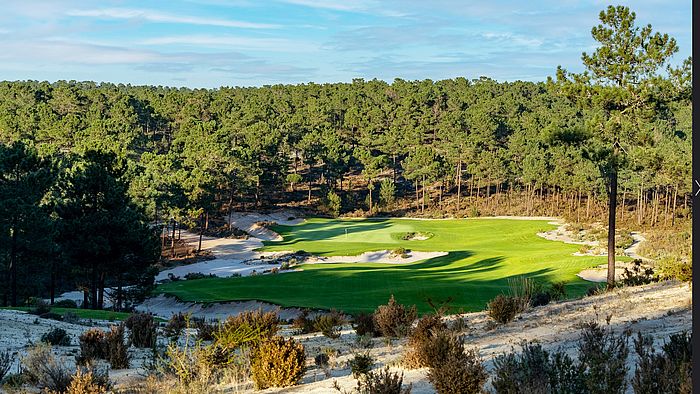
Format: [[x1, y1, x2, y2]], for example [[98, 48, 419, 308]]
[[191, 317, 217, 341], [46, 368, 111, 394], [425, 332, 487, 394], [373, 295, 417, 338], [632, 331, 692, 394], [358, 366, 412, 394], [77, 328, 107, 365], [0, 349, 13, 382], [487, 294, 523, 324], [22, 343, 72, 392], [124, 312, 157, 348], [203, 321, 262, 369], [164, 312, 189, 339], [313, 311, 346, 339], [223, 309, 279, 339], [292, 310, 317, 334], [353, 313, 379, 337], [403, 314, 448, 369], [251, 336, 305, 389], [105, 324, 129, 369]]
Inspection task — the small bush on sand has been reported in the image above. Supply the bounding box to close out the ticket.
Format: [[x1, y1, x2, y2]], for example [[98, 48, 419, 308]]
[[192, 317, 218, 341], [492, 341, 583, 393], [251, 336, 305, 389], [632, 331, 692, 394], [41, 328, 71, 346], [313, 311, 346, 339], [27, 297, 51, 315], [487, 294, 523, 324], [426, 331, 487, 394], [620, 260, 657, 286], [292, 310, 317, 334], [548, 281, 566, 301], [164, 312, 189, 339], [403, 314, 448, 369], [105, 324, 129, 369], [373, 295, 417, 338], [353, 313, 379, 337], [77, 328, 107, 365], [22, 343, 72, 392], [656, 256, 692, 282], [349, 352, 375, 379], [53, 299, 78, 308], [577, 322, 629, 394], [223, 309, 279, 339], [47, 367, 111, 394], [125, 312, 157, 348], [358, 366, 412, 394]]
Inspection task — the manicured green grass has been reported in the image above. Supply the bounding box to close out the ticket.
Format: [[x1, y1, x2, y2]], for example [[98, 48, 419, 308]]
[[0, 306, 140, 321], [158, 218, 611, 314]]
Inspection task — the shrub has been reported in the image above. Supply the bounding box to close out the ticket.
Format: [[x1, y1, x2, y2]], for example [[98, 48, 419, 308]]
[[207, 319, 264, 368], [124, 312, 157, 348], [426, 332, 487, 394], [403, 314, 448, 369], [62, 312, 81, 324], [353, 313, 379, 337], [27, 298, 51, 315], [164, 312, 189, 339], [492, 341, 583, 393], [105, 324, 129, 369], [577, 322, 629, 394], [313, 311, 346, 339], [487, 294, 522, 324], [184, 272, 215, 280], [373, 295, 417, 338], [620, 260, 657, 286], [53, 299, 78, 308], [41, 328, 71, 346], [77, 328, 107, 365], [0, 349, 14, 382], [632, 331, 692, 394], [656, 256, 692, 282], [192, 317, 217, 341], [507, 276, 534, 310], [22, 343, 72, 392], [250, 336, 305, 389], [548, 281, 566, 300], [349, 352, 374, 378], [326, 190, 342, 218], [292, 310, 317, 334], [358, 366, 412, 394], [223, 309, 279, 340], [530, 292, 551, 307], [47, 368, 111, 394]]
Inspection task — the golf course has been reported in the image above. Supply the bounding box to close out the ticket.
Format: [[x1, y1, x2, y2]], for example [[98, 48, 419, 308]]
[[157, 218, 609, 314]]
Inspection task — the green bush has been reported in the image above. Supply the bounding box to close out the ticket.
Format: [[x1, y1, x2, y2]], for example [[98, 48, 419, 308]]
[[379, 179, 396, 210], [548, 281, 566, 300], [656, 256, 692, 282], [27, 298, 51, 315], [124, 312, 156, 348], [326, 190, 342, 218], [53, 299, 78, 308], [632, 331, 692, 394], [487, 294, 523, 324], [373, 295, 417, 338], [492, 341, 583, 393], [105, 324, 129, 369], [41, 328, 71, 346], [577, 322, 628, 394], [426, 332, 487, 394], [251, 336, 305, 389], [620, 260, 657, 286], [313, 311, 346, 339], [349, 352, 375, 378]]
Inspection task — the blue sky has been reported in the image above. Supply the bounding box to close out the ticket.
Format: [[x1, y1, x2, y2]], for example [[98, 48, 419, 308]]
[[0, 0, 691, 88]]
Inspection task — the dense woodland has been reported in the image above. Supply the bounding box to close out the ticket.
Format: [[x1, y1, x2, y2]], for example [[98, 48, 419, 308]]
[[0, 6, 692, 307]]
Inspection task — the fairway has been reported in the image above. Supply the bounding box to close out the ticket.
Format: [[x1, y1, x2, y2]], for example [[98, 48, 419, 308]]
[[158, 218, 608, 314]]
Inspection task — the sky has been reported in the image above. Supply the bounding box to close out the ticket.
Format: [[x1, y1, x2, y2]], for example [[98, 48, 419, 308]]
[[0, 0, 691, 88]]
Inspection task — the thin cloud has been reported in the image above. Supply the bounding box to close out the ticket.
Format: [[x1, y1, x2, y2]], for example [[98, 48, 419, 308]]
[[66, 8, 279, 29], [141, 35, 318, 52]]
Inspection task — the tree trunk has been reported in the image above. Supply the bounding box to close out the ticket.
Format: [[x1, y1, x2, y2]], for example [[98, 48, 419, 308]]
[[49, 263, 56, 305], [171, 219, 176, 257], [198, 212, 204, 252], [9, 221, 17, 306], [456, 160, 462, 211], [607, 166, 618, 288], [421, 175, 426, 214], [672, 186, 678, 225]]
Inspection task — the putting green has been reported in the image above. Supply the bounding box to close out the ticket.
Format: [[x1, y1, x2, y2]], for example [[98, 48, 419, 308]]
[[158, 218, 609, 314]]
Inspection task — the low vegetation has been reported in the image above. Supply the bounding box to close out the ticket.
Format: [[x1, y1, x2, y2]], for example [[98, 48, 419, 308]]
[[250, 336, 306, 389]]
